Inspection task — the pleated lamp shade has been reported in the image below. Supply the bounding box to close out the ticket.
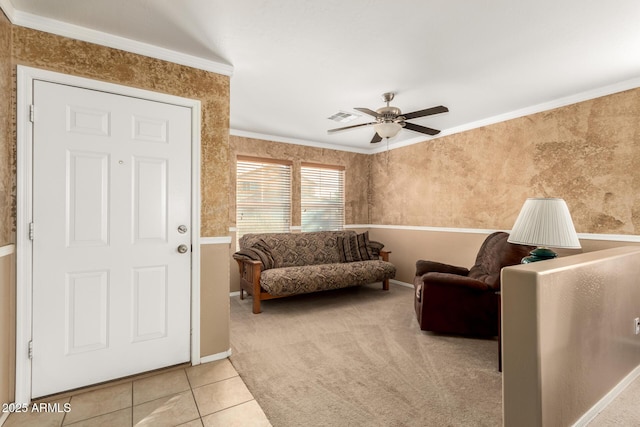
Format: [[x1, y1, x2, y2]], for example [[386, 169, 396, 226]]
[[508, 198, 581, 249]]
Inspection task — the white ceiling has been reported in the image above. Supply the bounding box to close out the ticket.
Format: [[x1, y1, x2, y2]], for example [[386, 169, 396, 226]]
[[4, 0, 640, 153]]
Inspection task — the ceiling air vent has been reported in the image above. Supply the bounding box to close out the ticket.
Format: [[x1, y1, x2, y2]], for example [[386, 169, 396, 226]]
[[327, 111, 360, 123]]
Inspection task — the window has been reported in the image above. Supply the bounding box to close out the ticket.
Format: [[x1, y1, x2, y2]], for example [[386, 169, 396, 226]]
[[301, 163, 345, 232], [236, 157, 292, 240]]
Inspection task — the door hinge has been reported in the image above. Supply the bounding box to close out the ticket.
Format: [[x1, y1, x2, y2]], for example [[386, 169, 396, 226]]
[[29, 222, 34, 240], [29, 104, 35, 123], [28, 341, 33, 359]]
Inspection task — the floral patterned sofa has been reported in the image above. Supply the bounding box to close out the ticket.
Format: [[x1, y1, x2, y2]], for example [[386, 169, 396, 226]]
[[233, 230, 396, 313]]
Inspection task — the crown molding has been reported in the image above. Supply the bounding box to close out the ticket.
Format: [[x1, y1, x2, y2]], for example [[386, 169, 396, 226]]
[[0, 0, 16, 22], [233, 74, 640, 156], [1, 2, 233, 76], [369, 75, 640, 154], [229, 129, 371, 154]]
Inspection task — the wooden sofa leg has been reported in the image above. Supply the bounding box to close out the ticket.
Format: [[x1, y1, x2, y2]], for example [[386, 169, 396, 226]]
[[252, 295, 261, 314], [383, 279, 389, 291], [252, 266, 262, 314], [240, 288, 244, 300]]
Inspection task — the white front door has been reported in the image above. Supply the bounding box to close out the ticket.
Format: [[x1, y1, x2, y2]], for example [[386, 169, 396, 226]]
[[31, 80, 192, 398]]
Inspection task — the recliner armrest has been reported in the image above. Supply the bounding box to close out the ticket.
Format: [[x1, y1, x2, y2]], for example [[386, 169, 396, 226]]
[[421, 272, 489, 291], [415, 260, 469, 277]]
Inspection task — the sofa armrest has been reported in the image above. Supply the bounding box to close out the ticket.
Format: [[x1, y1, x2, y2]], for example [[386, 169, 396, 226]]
[[416, 260, 469, 277], [421, 272, 489, 291], [235, 258, 263, 313], [380, 250, 391, 262]]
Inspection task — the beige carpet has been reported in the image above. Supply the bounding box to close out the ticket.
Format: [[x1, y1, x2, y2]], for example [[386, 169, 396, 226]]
[[229, 284, 503, 427]]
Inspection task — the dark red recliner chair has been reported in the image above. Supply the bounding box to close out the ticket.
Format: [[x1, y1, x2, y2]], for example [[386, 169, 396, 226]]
[[413, 232, 534, 336]]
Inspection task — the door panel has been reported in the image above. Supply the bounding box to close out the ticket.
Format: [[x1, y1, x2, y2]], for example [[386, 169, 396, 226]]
[[67, 151, 110, 247], [31, 80, 192, 398], [65, 270, 109, 354], [133, 157, 168, 243], [132, 265, 168, 342]]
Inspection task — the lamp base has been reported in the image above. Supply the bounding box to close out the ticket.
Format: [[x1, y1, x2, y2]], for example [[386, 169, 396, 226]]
[[521, 247, 557, 264]]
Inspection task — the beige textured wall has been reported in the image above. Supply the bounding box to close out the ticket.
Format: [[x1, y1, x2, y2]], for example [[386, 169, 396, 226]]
[[12, 26, 231, 237], [229, 135, 369, 227], [0, 10, 14, 411], [0, 10, 13, 247], [1, 20, 231, 401], [502, 247, 640, 426], [370, 88, 640, 235]]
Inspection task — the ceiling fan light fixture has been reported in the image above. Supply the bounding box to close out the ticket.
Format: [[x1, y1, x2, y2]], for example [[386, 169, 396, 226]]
[[373, 122, 402, 139]]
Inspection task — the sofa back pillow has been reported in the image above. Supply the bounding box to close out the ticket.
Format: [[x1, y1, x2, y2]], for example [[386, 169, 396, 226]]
[[240, 231, 357, 268], [337, 231, 375, 262]]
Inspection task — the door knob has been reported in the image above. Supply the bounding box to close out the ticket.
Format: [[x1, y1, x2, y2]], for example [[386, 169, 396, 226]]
[[177, 244, 189, 254]]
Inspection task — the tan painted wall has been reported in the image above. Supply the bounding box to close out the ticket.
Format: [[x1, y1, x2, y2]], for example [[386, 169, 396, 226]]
[[228, 223, 640, 292], [502, 247, 640, 426], [1, 18, 232, 405], [368, 228, 640, 284], [200, 243, 231, 357], [370, 88, 640, 235], [0, 249, 16, 412]]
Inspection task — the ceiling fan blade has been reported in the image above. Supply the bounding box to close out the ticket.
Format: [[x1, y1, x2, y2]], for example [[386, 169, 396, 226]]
[[354, 108, 381, 118], [403, 122, 441, 136], [402, 105, 448, 120], [327, 122, 376, 134], [370, 132, 382, 144]]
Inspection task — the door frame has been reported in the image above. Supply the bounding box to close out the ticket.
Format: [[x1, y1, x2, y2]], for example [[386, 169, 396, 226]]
[[15, 65, 202, 403]]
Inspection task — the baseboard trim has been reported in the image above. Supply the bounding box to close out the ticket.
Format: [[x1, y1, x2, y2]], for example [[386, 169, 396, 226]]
[[390, 279, 413, 289], [1, 411, 9, 425], [572, 364, 640, 426], [200, 349, 232, 364], [230, 282, 410, 298]]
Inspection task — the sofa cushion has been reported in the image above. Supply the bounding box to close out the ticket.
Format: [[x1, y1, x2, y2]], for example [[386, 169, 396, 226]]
[[337, 231, 374, 262], [259, 260, 396, 296]]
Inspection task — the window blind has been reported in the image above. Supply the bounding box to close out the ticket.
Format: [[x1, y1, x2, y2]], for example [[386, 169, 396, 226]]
[[236, 158, 292, 240], [301, 164, 345, 232]]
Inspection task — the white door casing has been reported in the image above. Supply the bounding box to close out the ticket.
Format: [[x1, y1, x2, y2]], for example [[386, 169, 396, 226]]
[[15, 66, 202, 402]]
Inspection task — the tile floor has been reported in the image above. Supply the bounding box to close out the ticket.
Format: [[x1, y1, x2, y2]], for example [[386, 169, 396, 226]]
[[4, 359, 271, 427]]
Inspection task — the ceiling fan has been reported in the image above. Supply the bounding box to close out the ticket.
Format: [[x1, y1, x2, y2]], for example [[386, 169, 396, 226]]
[[328, 92, 448, 143]]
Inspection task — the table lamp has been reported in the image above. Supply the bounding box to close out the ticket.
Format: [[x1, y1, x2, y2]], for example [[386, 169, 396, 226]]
[[507, 198, 581, 263]]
